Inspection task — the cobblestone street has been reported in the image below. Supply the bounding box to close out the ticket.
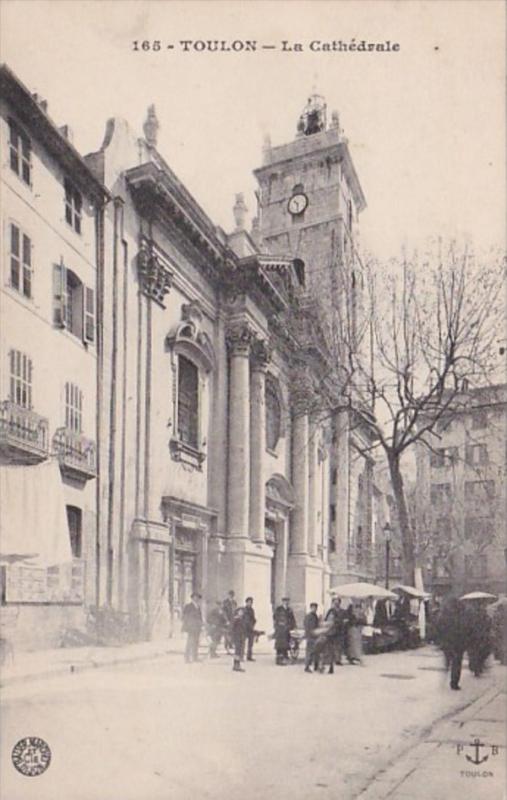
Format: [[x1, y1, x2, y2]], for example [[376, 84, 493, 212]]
[[1, 645, 505, 800]]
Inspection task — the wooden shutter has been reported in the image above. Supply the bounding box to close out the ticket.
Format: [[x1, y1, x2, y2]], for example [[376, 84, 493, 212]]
[[53, 262, 67, 326], [83, 286, 95, 343]]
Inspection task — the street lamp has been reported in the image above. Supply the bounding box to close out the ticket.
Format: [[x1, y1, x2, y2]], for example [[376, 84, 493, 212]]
[[383, 522, 392, 589]]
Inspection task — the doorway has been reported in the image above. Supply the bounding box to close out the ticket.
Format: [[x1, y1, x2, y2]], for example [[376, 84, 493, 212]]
[[173, 527, 199, 625]]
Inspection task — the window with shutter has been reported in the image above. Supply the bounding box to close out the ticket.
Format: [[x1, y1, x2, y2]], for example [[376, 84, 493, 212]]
[[9, 119, 32, 185], [83, 287, 95, 343], [10, 224, 32, 298], [9, 349, 33, 409], [177, 355, 199, 448], [65, 382, 83, 433], [53, 262, 67, 326], [466, 444, 488, 466], [53, 264, 84, 339], [64, 178, 83, 234]]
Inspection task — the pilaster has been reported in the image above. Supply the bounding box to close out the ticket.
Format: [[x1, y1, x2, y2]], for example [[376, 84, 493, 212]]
[[226, 322, 256, 538], [249, 337, 271, 542], [308, 417, 319, 557]]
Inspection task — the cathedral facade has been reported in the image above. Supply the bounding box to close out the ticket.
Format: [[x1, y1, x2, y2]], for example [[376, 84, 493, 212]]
[[0, 67, 376, 647]]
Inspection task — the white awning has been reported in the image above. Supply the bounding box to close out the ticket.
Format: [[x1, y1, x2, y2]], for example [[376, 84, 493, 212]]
[[0, 460, 72, 566]]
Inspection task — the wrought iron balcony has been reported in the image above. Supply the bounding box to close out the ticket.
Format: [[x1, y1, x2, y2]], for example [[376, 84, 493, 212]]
[[53, 427, 97, 480], [0, 400, 49, 463]]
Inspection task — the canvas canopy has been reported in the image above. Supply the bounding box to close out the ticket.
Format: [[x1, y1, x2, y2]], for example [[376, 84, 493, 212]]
[[0, 460, 72, 566]]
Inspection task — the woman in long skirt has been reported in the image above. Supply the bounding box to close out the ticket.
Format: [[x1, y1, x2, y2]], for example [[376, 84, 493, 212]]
[[346, 603, 366, 664]]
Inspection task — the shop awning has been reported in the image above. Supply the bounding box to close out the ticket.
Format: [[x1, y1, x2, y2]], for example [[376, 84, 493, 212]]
[[0, 460, 72, 566]]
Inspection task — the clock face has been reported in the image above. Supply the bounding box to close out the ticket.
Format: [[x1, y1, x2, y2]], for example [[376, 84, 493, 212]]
[[288, 193, 308, 216]]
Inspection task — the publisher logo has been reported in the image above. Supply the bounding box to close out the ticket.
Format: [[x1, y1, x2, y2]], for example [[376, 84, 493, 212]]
[[12, 737, 51, 777]]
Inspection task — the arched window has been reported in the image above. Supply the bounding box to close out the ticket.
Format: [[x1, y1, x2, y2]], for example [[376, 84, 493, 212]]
[[177, 355, 199, 448], [166, 302, 215, 469], [266, 379, 281, 451]]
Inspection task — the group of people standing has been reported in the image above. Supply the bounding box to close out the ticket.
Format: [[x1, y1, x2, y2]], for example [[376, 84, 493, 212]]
[[182, 590, 259, 671], [182, 591, 371, 672], [303, 597, 366, 673]]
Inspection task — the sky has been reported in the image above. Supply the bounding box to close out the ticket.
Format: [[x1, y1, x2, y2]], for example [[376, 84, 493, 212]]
[[1, 0, 505, 259]]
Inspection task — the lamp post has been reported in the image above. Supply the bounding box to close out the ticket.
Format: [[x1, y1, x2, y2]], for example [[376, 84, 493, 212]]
[[383, 522, 392, 589]]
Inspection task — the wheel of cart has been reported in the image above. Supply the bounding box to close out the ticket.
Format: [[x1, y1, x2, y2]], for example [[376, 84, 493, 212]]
[[289, 629, 305, 663]]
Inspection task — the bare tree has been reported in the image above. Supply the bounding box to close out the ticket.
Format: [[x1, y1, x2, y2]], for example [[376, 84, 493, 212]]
[[287, 243, 505, 584]]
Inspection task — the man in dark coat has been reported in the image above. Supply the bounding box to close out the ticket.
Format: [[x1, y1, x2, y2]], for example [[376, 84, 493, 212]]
[[466, 602, 492, 677], [222, 590, 237, 653], [435, 597, 468, 690], [304, 602, 320, 672], [231, 607, 246, 672], [207, 600, 227, 658], [324, 596, 347, 668], [182, 592, 203, 663], [273, 596, 296, 664], [243, 597, 257, 661]]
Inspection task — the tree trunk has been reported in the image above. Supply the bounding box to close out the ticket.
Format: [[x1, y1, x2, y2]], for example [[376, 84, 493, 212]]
[[387, 453, 416, 585]]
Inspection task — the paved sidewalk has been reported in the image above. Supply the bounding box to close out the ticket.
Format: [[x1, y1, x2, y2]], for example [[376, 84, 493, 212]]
[[358, 666, 506, 800], [0, 636, 188, 686], [0, 635, 275, 687]]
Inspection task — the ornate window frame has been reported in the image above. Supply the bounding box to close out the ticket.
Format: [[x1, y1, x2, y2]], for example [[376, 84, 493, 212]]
[[165, 301, 215, 470], [265, 373, 286, 454]]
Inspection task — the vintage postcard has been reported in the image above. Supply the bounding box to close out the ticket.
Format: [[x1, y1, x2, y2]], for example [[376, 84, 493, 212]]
[[0, 1, 505, 799]]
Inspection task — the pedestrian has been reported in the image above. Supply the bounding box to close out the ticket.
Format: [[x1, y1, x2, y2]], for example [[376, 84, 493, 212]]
[[182, 592, 203, 663], [393, 594, 411, 649], [222, 590, 237, 653], [324, 596, 347, 668], [303, 602, 320, 673], [207, 600, 227, 658], [243, 597, 257, 661], [435, 597, 467, 690], [232, 607, 246, 672], [273, 596, 296, 665], [346, 602, 366, 664], [491, 600, 507, 665], [466, 602, 492, 677]]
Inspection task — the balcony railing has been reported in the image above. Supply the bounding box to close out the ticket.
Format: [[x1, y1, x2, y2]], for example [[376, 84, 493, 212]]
[[53, 427, 97, 480], [0, 400, 49, 463]]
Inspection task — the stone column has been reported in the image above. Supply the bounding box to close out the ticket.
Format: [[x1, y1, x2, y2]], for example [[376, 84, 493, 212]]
[[308, 418, 319, 557], [290, 367, 315, 556], [226, 323, 255, 538], [249, 339, 271, 542]]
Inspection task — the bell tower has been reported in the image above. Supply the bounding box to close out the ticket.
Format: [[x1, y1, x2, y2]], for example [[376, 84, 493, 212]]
[[253, 96, 373, 589], [253, 94, 366, 299]]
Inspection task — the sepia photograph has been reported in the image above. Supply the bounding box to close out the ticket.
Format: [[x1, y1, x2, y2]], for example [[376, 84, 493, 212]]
[[0, 1, 505, 799]]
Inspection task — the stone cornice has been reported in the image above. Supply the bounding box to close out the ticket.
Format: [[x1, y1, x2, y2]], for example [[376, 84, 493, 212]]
[[125, 161, 234, 275]]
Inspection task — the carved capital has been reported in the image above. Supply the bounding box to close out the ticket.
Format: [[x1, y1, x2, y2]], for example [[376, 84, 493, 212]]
[[250, 337, 272, 370], [137, 237, 173, 305], [290, 364, 317, 416], [225, 322, 256, 356]]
